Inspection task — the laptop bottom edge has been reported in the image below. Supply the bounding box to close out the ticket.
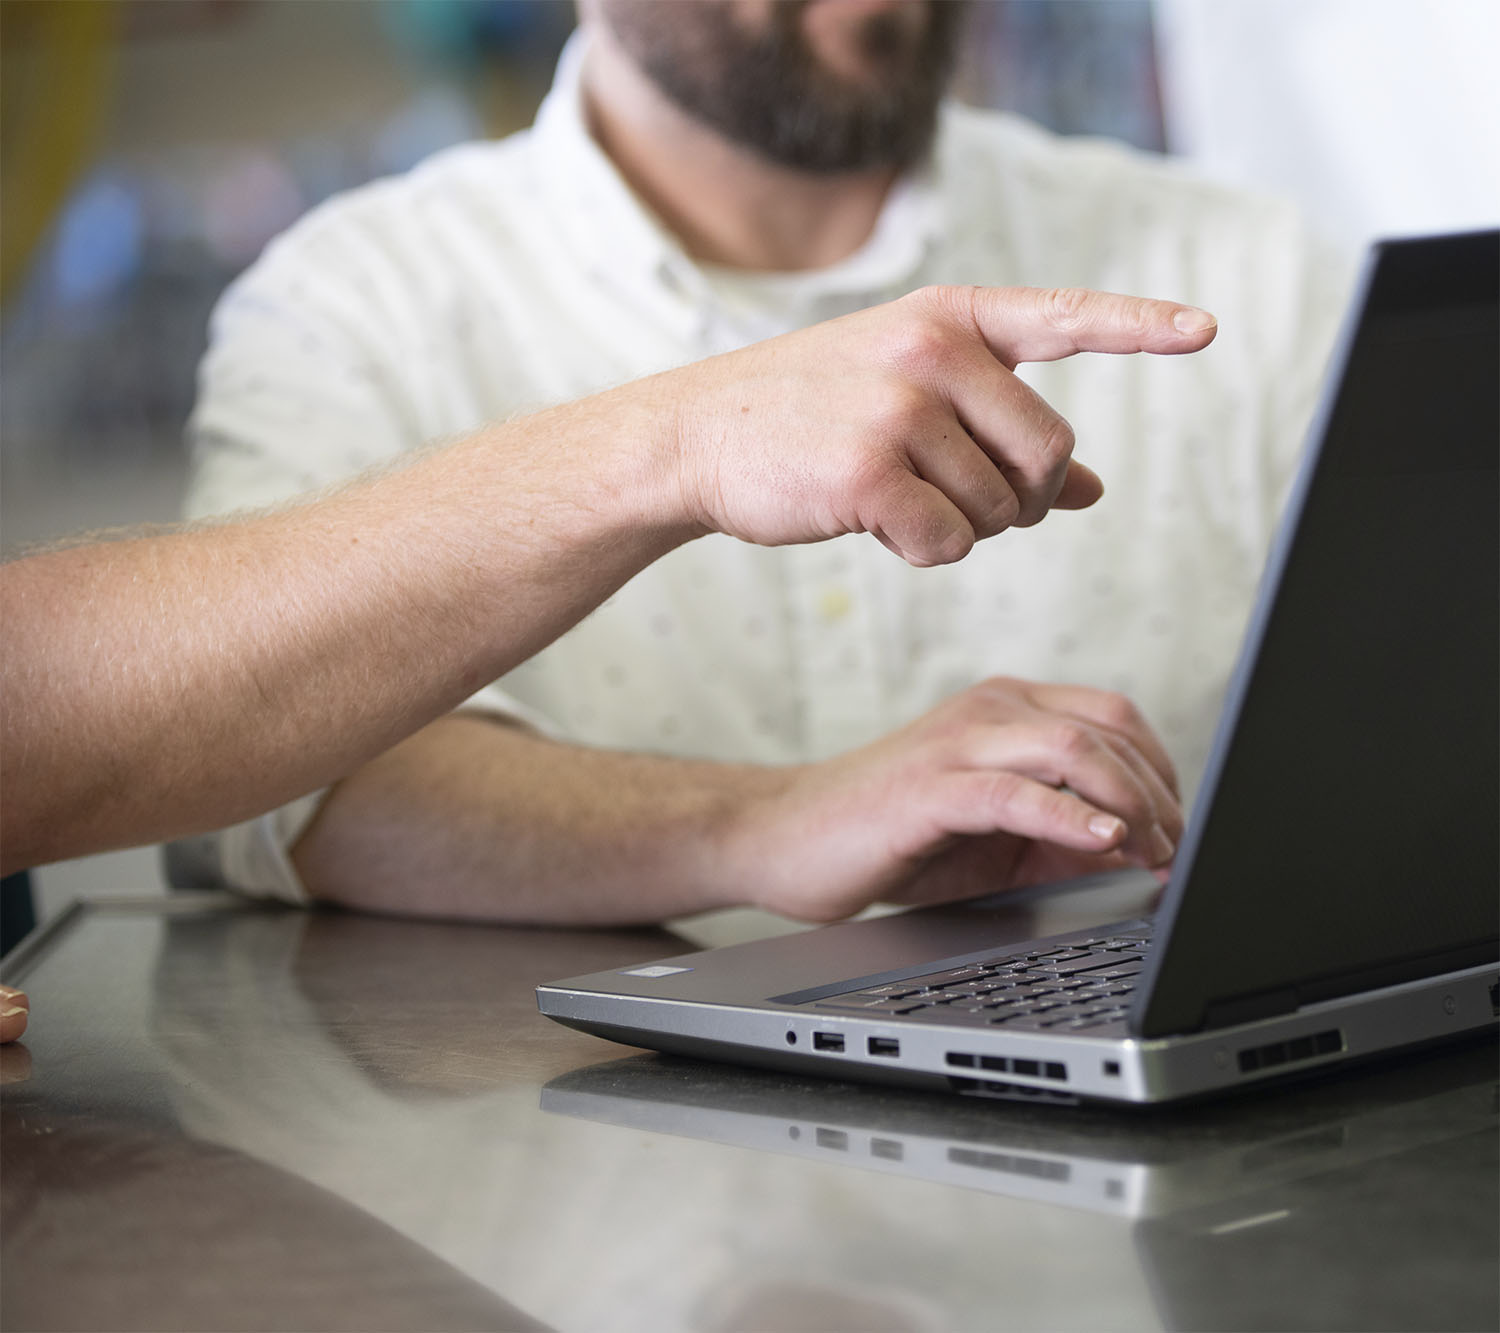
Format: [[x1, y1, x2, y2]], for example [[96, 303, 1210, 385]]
[[538, 962, 1499, 1106]]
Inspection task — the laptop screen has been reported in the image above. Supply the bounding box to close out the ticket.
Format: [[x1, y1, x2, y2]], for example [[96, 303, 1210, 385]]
[[1138, 231, 1500, 1037]]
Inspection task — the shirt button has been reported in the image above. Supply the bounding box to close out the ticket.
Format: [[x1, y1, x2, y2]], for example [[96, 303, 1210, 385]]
[[818, 588, 854, 622]]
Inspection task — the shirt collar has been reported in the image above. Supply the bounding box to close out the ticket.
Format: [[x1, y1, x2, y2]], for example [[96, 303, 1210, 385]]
[[531, 31, 692, 293]]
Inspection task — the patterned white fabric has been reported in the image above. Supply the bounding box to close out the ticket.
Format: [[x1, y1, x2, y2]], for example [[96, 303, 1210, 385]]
[[185, 32, 1354, 903]]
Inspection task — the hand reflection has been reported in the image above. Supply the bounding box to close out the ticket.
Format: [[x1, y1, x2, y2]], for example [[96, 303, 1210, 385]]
[[287, 909, 682, 1095], [0, 1041, 30, 1085]]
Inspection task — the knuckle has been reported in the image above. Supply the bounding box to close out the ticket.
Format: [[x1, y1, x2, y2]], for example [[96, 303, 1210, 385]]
[[980, 674, 1024, 691], [1048, 720, 1098, 761], [976, 768, 1029, 813], [845, 454, 908, 524], [1125, 296, 1159, 338], [1036, 412, 1077, 463], [980, 487, 1021, 536], [1035, 783, 1080, 824], [1041, 286, 1093, 328], [883, 317, 957, 377], [1096, 690, 1144, 731], [971, 676, 1026, 711], [866, 381, 934, 439]]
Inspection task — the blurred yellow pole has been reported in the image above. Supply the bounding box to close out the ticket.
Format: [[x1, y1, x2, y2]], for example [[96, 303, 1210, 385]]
[[0, 0, 117, 306]]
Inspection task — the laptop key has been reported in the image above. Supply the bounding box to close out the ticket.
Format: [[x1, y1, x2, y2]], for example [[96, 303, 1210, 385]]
[[919, 967, 991, 985], [1025, 954, 1120, 978], [1086, 964, 1143, 980]]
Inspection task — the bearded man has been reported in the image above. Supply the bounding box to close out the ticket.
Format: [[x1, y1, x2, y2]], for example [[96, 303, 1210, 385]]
[[181, 0, 1348, 926]]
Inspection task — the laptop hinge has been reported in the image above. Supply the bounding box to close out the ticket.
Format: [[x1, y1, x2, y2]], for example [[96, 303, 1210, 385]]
[[1201, 987, 1299, 1029]]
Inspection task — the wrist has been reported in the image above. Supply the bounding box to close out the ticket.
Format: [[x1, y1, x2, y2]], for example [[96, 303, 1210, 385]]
[[696, 762, 813, 916], [564, 374, 714, 550]]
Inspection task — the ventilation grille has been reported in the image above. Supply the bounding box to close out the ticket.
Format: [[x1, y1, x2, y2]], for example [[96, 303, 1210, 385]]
[[945, 1052, 1068, 1081], [1237, 1028, 1343, 1073]]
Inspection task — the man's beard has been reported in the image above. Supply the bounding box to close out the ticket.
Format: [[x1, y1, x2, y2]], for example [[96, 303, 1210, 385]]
[[599, 1, 968, 173]]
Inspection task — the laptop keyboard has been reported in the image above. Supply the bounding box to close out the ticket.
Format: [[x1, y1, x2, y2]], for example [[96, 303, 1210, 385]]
[[806, 926, 1153, 1033]]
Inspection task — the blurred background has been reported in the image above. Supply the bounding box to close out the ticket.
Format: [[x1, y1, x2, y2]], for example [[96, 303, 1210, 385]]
[[3, 0, 1496, 926]]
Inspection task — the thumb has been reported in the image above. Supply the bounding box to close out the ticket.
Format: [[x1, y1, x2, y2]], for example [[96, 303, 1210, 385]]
[[1051, 459, 1105, 511]]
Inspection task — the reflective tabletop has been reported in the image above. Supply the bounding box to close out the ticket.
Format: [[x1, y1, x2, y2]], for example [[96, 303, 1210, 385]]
[[2, 892, 1495, 1332]]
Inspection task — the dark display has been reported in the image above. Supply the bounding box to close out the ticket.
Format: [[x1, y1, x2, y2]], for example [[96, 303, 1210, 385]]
[[1139, 232, 1500, 1037]]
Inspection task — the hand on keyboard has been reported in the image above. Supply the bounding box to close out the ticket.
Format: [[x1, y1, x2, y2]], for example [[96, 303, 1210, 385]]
[[717, 676, 1182, 922]]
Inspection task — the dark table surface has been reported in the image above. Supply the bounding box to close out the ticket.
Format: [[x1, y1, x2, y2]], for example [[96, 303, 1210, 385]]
[[2, 890, 1495, 1333]]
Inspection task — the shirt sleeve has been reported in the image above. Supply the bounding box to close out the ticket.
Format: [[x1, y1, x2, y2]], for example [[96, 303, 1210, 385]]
[[181, 193, 563, 903], [185, 205, 421, 520]]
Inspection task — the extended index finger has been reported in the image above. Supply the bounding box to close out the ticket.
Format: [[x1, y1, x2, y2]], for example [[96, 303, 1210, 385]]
[[967, 286, 1218, 368]]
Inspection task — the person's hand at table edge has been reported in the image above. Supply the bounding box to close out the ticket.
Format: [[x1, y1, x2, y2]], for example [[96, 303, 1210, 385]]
[[0, 985, 29, 1044]]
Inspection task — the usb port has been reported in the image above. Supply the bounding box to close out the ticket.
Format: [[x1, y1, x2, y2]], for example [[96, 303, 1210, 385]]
[[813, 1032, 845, 1052], [868, 1037, 900, 1058]]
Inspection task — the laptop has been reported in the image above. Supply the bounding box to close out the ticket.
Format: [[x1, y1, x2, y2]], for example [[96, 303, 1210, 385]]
[[537, 230, 1500, 1106]]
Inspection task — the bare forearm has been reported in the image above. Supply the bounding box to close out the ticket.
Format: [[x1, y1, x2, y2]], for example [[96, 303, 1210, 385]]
[[292, 672, 1184, 928], [291, 714, 791, 924], [0, 397, 688, 874]]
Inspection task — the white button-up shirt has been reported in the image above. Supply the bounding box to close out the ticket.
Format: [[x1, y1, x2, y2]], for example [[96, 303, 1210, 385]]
[[185, 33, 1353, 902]]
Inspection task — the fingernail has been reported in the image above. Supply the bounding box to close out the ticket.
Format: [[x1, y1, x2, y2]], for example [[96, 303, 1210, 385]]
[[1088, 814, 1125, 842], [1173, 307, 1216, 334], [1151, 826, 1176, 863], [1, 1006, 27, 1018]]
